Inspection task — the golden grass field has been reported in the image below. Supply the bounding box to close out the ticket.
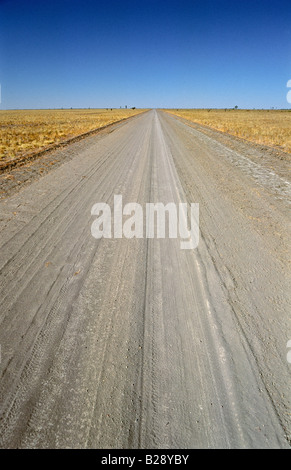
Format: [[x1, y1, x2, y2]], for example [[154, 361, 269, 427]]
[[0, 108, 145, 162], [166, 109, 291, 153]]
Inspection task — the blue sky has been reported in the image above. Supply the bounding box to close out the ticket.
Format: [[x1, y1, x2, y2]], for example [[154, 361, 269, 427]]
[[1, 0, 291, 109]]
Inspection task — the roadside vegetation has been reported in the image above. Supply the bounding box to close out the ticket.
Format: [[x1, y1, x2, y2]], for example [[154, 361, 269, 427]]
[[0, 108, 145, 162], [165, 109, 291, 153]]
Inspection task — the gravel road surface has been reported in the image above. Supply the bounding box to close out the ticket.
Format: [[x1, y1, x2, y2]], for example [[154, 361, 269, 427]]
[[0, 110, 290, 448]]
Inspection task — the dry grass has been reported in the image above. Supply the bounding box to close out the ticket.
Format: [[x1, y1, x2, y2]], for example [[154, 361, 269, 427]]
[[0, 108, 146, 162], [165, 109, 291, 153]]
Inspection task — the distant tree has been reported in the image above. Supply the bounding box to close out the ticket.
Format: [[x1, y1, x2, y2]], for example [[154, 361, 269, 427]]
[[234, 105, 238, 109]]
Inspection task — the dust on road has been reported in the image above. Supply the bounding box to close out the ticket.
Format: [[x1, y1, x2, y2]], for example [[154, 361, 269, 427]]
[[0, 110, 290, 448]]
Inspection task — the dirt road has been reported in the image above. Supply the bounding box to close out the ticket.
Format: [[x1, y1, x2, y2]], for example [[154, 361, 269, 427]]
[[0, 110, 290, 448]]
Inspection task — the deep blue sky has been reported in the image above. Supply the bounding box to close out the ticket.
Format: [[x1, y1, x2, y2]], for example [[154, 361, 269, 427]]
[[1, 0, 291, 109]]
